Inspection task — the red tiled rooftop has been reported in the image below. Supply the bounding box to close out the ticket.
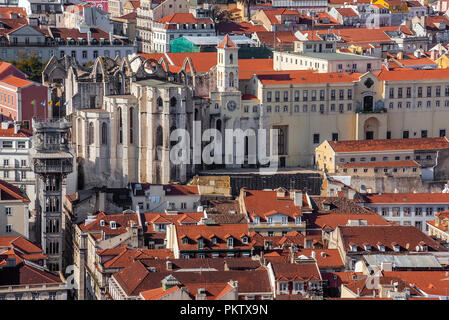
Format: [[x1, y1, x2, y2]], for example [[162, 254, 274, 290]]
[[364, 192, 449, 204], [338, 225, 447, 252], [217, 21, 267, 35], [243, 189, 309, 222], [216, 34, 238, 49], [336, 8, 359, 17], [0, 75, 32, 88], [255, 70, 362, 85], [156, 13, 213, 24], [328, 137, 449, 153]]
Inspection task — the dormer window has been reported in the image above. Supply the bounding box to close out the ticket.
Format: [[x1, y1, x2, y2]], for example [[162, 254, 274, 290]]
[[242, 236, 248, 244], [295, 216, 302, 225], [110, 221, 117, 229], [268, 217, 273, 225], [350, 244, 358, 252], [211, 237, 217, 245], [100, 220, 105, 227], [253, 216, 260, 225], [227, 237, 234, 249], [323, 203, 331, 211], [392, 243, 400, 252], [378, 244, 385, 252], [182, 237, 188, 244], [364, 244, 371, 251], [281, 216, 288, 225], [197, 238, 204, 250]]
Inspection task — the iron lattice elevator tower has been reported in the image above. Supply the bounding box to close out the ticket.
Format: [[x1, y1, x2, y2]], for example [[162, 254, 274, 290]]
[[30, 119, 73, 272]]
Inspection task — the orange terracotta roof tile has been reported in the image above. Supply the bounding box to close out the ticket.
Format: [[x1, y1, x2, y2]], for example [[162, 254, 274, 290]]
[[156, 13, 213, 25], [336, 8, 359, 17], [243, 189, 307, 222], [217, 34, 238, 49], [271, 262, 321, 282], [140, 285, 180, 300], [382, 271, 449, 296], [339, 225, 447, 252], [0, 179, 29, 202], [79, 211, 139, 237], [217, 22, 267, 35], [0, 124, 32, 138], [296, 249, 344, 269], [175, 224, 252, 251], [377, 68, 449, 81], [0, 75, 32, 88], [255, 70, 362, 85], [364, 192, 449, 204], [328, 137, 449, 153]]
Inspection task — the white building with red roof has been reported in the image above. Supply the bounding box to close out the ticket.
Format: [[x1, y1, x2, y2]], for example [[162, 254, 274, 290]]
[[316, 137, 449, 178], [150, 13, 214, 53], [0, 178, 31, 239], [0, 122, 35, 211], [129, 183, 202, 213], [360, 192, 449, 232], [239, 188, 311, 236]]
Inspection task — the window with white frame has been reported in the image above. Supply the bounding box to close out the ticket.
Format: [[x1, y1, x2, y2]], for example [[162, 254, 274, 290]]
[[279, 282, 288, 294], [293, 282, 304, 294], [227, 237, 233, 248]]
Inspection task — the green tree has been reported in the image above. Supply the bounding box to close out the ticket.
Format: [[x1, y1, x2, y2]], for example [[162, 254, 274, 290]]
[[10, 54, 45, 82]]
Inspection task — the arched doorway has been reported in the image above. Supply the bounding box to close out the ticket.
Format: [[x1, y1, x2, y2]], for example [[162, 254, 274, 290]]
[[363, 95, 374, 112], [364, 117, 380, 140]]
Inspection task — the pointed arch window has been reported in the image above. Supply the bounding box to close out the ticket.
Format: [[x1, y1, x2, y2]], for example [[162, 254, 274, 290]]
[[88, 122, 94, 145], [170, 97, 177, 107], [129, 107, 134, 144], [118, 107, 123, 144], [156, 125, 163, 147], [101, 122, 107, 145]]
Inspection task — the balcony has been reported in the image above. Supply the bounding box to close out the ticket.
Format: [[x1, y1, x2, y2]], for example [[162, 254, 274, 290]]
[[355, 107, 387, 114], [33, 163, 73, 174]]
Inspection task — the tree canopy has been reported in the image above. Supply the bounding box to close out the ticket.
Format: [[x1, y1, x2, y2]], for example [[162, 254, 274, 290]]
[[10, 54, 45, 82]]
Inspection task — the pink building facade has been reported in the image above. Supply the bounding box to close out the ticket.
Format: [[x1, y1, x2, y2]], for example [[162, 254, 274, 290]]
[[0, 76, 48, 129]]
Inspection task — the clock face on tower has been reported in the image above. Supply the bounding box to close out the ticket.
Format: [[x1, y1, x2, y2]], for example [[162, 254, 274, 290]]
[[227, 100, 237, 111]]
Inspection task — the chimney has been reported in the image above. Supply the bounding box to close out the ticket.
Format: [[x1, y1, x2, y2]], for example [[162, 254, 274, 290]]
[[393, 282, 398, 292], [311, 251, 316, 259], [87, 30, 92, 44], [431, 49, 437, 61], [13, 122, 20, 134], [293, 190, 303, 207], [166, 260, 173, 271], [304, 238, 313, 249]]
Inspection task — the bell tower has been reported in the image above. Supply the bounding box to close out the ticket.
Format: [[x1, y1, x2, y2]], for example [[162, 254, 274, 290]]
[[216, 34, 239, 92]]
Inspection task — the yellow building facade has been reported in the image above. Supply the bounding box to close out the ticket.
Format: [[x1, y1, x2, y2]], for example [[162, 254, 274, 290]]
[[243, 68, 449, 168]]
